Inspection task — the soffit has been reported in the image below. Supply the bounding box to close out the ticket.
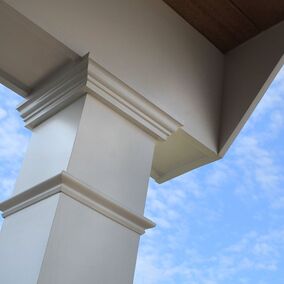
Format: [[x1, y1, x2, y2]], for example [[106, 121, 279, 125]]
[[163, 0, 284, 52], [0, 1, 79, 97]]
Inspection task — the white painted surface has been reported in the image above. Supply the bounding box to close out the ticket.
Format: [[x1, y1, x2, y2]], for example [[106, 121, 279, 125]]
[[0, 1, 78, 95], [68, 94, 155, 214], [152, 129, 217, 183], [1, 65, 158, 282], [1, 1, 283, 179], [0, 172, 155, 234], [14, 97, 85, 194], [0, 194, 60, 284], [86, 56, 182, 141], [38, 194, 141, 284], [13, 58, 158, 212], [0, 188, 147, 283], [4, 0, 224, 152], [220, 22, 284, 154]]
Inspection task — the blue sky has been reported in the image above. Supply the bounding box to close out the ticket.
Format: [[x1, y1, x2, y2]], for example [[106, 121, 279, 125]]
[[0, 67, 284, 284]]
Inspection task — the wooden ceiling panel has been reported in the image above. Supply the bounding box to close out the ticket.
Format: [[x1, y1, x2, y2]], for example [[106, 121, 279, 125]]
[[164, 0, 258, 52], [163, 0, 284, 53], [231, 0, 284, 30]]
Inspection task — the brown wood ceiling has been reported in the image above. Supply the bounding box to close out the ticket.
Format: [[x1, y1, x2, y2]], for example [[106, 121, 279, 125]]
[[163, 0, 284, 53]]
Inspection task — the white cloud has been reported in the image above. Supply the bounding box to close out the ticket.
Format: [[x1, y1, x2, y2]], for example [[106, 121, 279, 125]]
[[0, 87, 30, 204], [136, 226, 284, 284], [0, 108, 7, 120]]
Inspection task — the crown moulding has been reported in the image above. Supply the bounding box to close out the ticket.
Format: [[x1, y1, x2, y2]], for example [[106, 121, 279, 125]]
[[17, 54, 182, 141], [0, 171, 155, 235]]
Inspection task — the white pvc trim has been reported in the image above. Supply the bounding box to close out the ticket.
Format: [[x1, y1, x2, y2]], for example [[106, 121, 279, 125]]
[[0, 171, 155, 235]]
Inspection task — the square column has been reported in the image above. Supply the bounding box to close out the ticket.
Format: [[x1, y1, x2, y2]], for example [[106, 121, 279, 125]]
[[0, 55, 180, 284]]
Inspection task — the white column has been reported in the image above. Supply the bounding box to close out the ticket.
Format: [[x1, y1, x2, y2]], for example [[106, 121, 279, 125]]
[[0, 55, 180, 284]]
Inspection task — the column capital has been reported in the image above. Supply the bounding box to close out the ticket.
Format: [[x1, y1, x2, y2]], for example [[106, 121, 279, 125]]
[[18, 54, 182, 140]]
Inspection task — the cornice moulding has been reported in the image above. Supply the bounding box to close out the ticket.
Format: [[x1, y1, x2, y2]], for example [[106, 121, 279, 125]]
[[18, 54, 182, 140], [17, 58, 87, 129], [86, 57, 182, 140], [0, 171, 155, 235]]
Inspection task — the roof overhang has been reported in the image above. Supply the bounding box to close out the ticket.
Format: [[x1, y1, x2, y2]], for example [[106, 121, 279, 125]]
[[163, 0, 284, 53], [1, 0, 283, 182]]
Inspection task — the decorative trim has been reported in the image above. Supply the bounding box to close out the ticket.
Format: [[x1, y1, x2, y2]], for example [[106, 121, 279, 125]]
[[17, 58, 87, 129], [0, 171, 155, 235], [18, 54, 182, 139], [86, 56, 182, 140]]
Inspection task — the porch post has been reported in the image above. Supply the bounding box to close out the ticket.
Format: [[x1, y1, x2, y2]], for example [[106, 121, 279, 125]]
[[0, 55, 180, 284]]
